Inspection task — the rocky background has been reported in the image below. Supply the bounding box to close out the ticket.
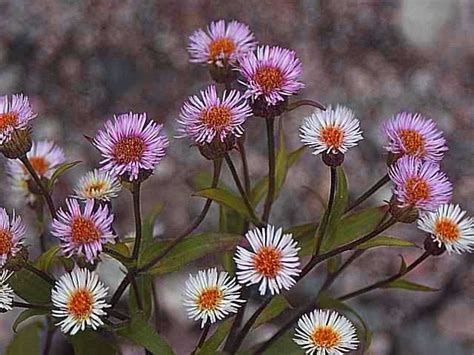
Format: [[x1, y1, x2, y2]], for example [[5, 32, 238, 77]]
[[0, 0, 473, 354]]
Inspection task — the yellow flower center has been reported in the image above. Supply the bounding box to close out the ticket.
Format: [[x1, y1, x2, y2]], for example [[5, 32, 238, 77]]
[[320, 126, 344, 149], [29, 156, 50, 176], [255, 66, 284, 93], [405, 177, 430, 204], [71, 217, 100, 244], [434, 218, 459, 242], [113, 136, 145, 164], [0, 112, 18, 133], [197, 287, 222, 311], [400, 129, 425, 156], [85, 182, 107, 197], [68, 289, 93, 320], [201, 106, 232, 130], [0, 230, 13, 255], [311, 326, 340, 349], [208, 38, 236, 61], [253, 246, 281, 278]]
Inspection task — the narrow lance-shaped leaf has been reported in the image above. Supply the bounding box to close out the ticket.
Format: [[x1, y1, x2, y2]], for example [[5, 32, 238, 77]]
[[383, 279, 439, 292], [356, 236, 418, 250], [12, 309, 49, 333], [48, 161, 81, 189]]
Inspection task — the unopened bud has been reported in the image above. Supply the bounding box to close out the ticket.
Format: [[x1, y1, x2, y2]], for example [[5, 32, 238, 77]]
[[198, 135, 236, 161], [389, 196, 419, 224], [252, 97, 288, 119], [0, 128, 32, 159], [4, 246, 29, 272]]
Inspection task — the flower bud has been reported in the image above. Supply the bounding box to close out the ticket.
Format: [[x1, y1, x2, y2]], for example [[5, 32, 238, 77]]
[[251, 97, 288, 119], [198, 135, 236, 161], [423, 235, 446, 256], [389, 196, 419, 224], [208, 62, 238, 85], [4, 246, 29, 272], [0, 128, 32, 159], [322, 151, 345, 167]]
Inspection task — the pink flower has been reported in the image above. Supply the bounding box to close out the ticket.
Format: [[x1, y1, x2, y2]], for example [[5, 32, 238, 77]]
[[0, 94, 37, 145], [93, 112, 169, 181], [388, 156, 452, 211], [239, 46, 304, 105], [177, 85, 252, 144], [188, 20, 256, 66], [51, 199, 115, 261], [382, 112, 447, 162], [0, 208, 25, 267]]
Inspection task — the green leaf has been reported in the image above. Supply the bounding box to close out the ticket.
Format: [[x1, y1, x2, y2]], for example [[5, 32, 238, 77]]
[[35, 246, 59, 272], [142, 233, 242, 275], [117, 313, 174, 355], [253, 295, 291, 329], [8, 269, 52, 304], [12, 309, 48, 333], [258, 332, 300, 354], [69, 329, 117, 355], [129, 274, 154, 320], [7, 321, 43, 355], [197, 318, 233, 354], [47, 161, 81, 189], [384, 279, 439, 292], [356, 236, 418, 250], [219, 205, 244, 234]]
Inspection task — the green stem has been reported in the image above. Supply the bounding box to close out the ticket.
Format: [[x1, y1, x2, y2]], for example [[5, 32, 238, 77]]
[[24, 262, 55, 285], [12, 301, 50, 310], [131, 182, 142, 260], [262, 117, 275, 223], [191, 323, 211, 355], [286, 99, 326, 112], [346, 174, 390, 213]]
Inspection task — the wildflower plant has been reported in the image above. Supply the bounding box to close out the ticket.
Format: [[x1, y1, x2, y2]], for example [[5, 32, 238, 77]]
[[0, 19, 471, 355]]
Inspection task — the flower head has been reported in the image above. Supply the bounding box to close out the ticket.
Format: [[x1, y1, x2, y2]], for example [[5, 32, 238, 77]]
[[188, 20, 256, 66], [382, 112, 447, 162], [51, 268, 110, 335], [0, 208, 25, 268], [7, 140, 66, 202], [74, 169, 122, 202], [234, 225, 301, 295], [418, 204, 474, 254], [0, 270, 14, 311], [93, 112, 169, 181], [239, 46, 304, 105], [300, 105, 363, 155], [177, 85, 252, 144], [51, 199, 115, 262], [183, 268, 244, 327], [388, 156, 452, 211], [294, 309, 359, 355], [0, 94, 37, 145]]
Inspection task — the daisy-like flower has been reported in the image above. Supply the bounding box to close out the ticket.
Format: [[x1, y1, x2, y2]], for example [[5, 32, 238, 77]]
[[418, 204, 474, 254], [183, 268, 245, 327], [300, 105, 363, 155], [0, 270, 15, 311], [73, 169, 122, 202], [7, 140, 66, 201], [239, 45, 304, 105], [51, 199, 115, 261], [51, 268, 110, 335], [0, 94, 37, 145], [93, 112, 169, 181], [177, 85, 252, 144], [0, 208, 25, 267], [294, 309, 359, 355], [188, 20, 256, 66], [382, 112, 447, 162], [388, 156, 452, 211], [234, 225, 301, 295]]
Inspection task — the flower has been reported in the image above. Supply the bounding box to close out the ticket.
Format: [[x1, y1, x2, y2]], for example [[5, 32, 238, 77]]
[[73, 169, 122, 202], [177, 85, 252, 144], [51, 268, 110, 335], [7, 140, 66, 202], [0, 94, 37, 145], [0, 270, 14, 311], [418, 204, 474, 254], [382, 112, 447, 162], [183, 268, 245, 327], [234, 225, 301, 295], [294, 309, 359, 355], [300, 105, 363, 155], [0, 208, 25, 268], [93, 112, 169, 181], [51, 199, 115, 261], [239, 45, 304, 105], [188, 20, 256, 66], [388, 156, 452, 211]]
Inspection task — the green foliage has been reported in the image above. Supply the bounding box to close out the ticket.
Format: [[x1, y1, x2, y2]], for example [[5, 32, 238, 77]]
[[35, 246, 59, 272], [197, 318, 233, 354], [253, 296, 292, 329], [356, 236, 418, 250], [384, 279, 439, 292], [7, 321, 43, 355], [12, 309, 48, 333], [47, 161, 81, 189], [129, 274, 154, 320], [69, 329, 117, 355], [8, 269, 52, 304]]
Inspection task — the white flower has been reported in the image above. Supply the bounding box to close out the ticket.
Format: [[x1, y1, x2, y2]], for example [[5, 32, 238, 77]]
[[418, 203, 474, 254], [234, 225, 301, 295], [51, 268, 110, 335], [183, 268, 245, 328], [0, 270, 14, 311], [294, 309, 359, 355], [300, 105, 363, 155], [73, 169, 122, 201]]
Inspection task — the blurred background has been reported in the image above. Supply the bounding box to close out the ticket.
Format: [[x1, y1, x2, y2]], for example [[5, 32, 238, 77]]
[[0, 0, 473, 354]]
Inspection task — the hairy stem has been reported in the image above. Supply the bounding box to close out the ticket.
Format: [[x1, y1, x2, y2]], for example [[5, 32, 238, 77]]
[[346, 174, 390, 213], [191, 323, 211, 354], [110, 272, 132, 308], [131, 182, 142, 260], [262, 117, 275, 223]]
